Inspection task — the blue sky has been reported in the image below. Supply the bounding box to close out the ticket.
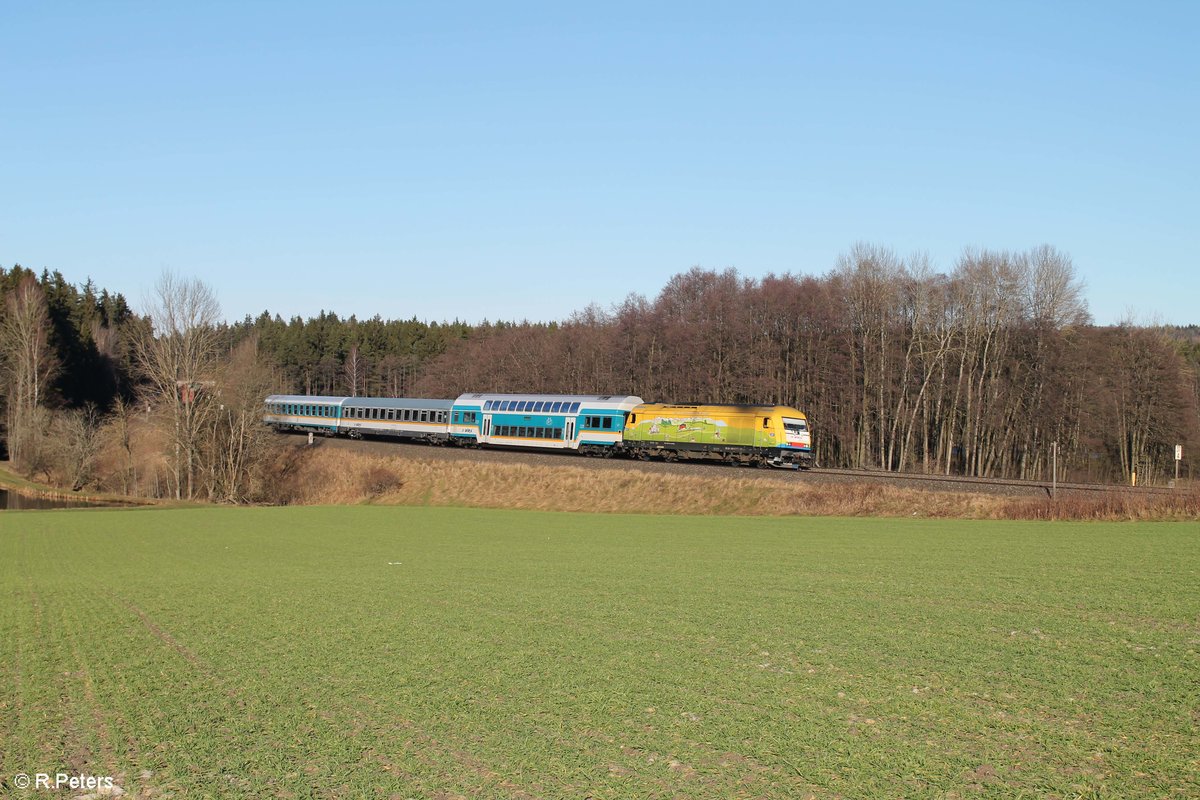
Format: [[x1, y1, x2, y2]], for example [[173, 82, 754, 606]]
[[3, 1, 1197, 325]]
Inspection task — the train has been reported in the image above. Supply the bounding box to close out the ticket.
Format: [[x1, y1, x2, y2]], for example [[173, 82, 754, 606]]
[[263, 392, 814, 469]]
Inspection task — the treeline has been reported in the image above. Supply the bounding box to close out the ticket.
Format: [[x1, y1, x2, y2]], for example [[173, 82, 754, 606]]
[[412, 245, 1200, 485], [3, 246, 1198, 496], [0, 265, 463, 499], [231, 312, 470, 398]]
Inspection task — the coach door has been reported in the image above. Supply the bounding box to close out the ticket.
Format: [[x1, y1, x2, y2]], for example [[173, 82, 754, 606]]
[[482, 415, 491, 440], [565, 419, 574, 445]]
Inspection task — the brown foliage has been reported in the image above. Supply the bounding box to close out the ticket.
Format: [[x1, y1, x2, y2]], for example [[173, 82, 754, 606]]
[[411, 253, 1198, 486], [264, 448, 1200, 521]]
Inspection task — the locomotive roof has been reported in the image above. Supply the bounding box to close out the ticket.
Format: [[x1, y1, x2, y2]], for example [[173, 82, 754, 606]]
[[634, 402, 808, 415]]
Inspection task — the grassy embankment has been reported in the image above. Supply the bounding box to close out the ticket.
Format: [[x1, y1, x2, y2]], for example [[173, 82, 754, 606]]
[[276, 446, 1200, 521], [2, 505, 1197, 798]]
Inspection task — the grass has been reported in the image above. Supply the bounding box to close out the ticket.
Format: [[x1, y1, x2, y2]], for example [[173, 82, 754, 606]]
[[277, 447, 1200, 520], [1, 506, 1198, 798]]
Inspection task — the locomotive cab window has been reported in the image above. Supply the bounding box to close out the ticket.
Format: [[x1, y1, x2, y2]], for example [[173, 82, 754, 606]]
[[783, 417, 808, 434]]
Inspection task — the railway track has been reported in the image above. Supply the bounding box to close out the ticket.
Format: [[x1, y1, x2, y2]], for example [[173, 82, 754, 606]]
[[296, 433, 1179, 498]]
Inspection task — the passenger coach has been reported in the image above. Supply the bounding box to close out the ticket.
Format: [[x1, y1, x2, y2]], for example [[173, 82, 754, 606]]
[[449, 393, 643, 455], [338, 397, 452, 442], [264, 395, 344, 434]]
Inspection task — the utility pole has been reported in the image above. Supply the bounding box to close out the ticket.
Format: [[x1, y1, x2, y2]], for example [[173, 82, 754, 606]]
[[1051, 441, 1057, 500]]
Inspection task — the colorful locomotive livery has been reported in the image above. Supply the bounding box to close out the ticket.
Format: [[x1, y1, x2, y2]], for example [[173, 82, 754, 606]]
[[624, 404, 813, 468], [264, 392, 813, 469]]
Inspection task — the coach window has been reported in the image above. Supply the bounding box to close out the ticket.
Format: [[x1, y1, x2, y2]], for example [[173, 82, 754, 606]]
[[603, 418, 612, 429]]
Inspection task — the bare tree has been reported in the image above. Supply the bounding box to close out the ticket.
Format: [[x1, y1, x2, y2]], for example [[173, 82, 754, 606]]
[[205, 336, 280, 503], [56, 403, 102, 490], [0, 275, 59, 468], [836, 243, 904, 468], [343, 344, 365, 397], [130, 272, 221, 499]]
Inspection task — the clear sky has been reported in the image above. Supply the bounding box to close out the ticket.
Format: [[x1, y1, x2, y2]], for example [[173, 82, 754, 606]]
[[3, 1, 1197, 325]]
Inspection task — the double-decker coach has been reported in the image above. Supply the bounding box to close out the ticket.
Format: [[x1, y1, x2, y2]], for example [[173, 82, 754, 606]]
[[449, 393, 643, 455]]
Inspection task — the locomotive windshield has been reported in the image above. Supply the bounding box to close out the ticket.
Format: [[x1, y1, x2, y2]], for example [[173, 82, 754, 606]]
[[782, 417, 808, 434]]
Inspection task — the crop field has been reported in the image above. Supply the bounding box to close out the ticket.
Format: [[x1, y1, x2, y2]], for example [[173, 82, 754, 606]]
[[1, 507, 1197, 799]]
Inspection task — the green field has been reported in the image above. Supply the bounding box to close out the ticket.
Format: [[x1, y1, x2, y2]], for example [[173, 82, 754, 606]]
[[2, 507, 1197, 798]]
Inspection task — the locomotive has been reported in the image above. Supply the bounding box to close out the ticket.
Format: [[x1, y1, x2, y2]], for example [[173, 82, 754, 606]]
[[263, 392, 813, 469]]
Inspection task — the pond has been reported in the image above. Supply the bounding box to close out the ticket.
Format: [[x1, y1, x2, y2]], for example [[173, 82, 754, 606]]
[[0, 488, 112, 510]]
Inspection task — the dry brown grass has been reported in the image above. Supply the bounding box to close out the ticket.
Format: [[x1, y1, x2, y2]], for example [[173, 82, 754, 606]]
[[270, 447, 1081, 518], [1000, 488, 1200, 521]]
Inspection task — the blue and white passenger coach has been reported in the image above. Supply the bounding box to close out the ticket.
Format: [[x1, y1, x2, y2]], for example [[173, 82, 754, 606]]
[[264, 395, 345, 434], [337, 396, 452, 442], [450, 393, 643, 455]]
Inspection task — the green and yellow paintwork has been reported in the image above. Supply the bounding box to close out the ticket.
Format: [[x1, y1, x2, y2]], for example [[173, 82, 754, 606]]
[[624, 403, 807, 450]]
